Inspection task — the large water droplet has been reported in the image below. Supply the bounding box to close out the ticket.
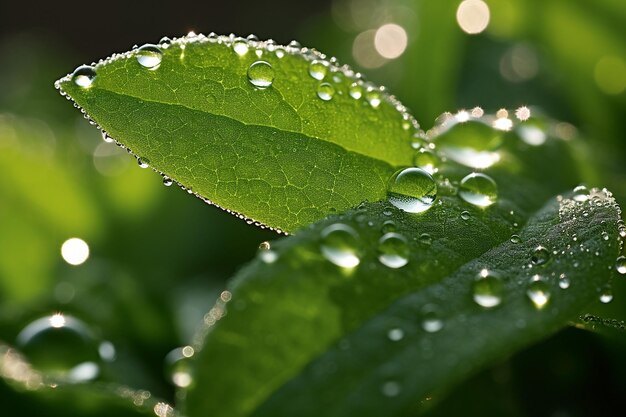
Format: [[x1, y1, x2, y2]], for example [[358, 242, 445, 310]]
[[320, 223, 361, 268], [526, 275, 551, 309], [308, 60, 328, 80], [164, 346, 194, 388], [316, 82, 335, 101], [531, 246, 550, 265], [616, 256, 626, 274], [435, 120, 502, 169], [136, 44, 163, 69], [72, 65, 96, 88], [421, 305, 444, 333], [247, 61, 274, 89], [387, 167, 437, 213], [378, 232, 410, 268], [458, 173, 498, 207], [16, 314, 101, 382], [472, 269, 504, 308]]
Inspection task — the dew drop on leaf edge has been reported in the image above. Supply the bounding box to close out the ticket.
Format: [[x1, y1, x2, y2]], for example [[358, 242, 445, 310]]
[[72, 65, 96, 88], [247, 61, 274, 89], [387, 167, 437, 214], [136, 44, 163, 69]]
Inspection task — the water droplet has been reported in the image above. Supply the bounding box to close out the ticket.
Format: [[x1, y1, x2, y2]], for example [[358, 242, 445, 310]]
[[16, 314, 101, 382], [138, 157, 150, 168], [421, 305, 444, 332], [458, 173, 497, 207], [460, 210, 471, 221], [387, 328, 404, 341], [232, 38, 249, 56], [419, 233, 432, 245], [159, 36, 172, 48], [308, 60, 328, 80], [163, 176, 173, 187], [136, 44, 163, 69], [378, 233, 410, 269], [616, 256, 626, 274], [316, 82, 335, 101], [572, 185, 589, 202], [599, 288, 613, 304], [72, 65, 96, 88], [349, 82, 363, 99], [387, 167, 437, 214], [258, 241, 271, 251], [435, 120, 502, 169], [601, 231, 610, 241], [527, 275, 551, 309], [164, 346, 194, 388], [101, 131, 114, 143], [510, 234, 521, 244], [366, 88, 382, 108], [531, 246, 550, 266], [558, 274, 570, 289], [259, 249, 278, 264], [381, 381, 401, 397], [247, 61, 274, 89], [413, 149, 439, 174], [320, 223, 361, 268], [472, 269, 503, 308], [381, 220, 396, 233], [61, 237, 90, 266]]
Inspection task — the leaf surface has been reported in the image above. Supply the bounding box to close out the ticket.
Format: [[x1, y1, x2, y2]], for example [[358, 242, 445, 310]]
[[56, 35, 419, 232]]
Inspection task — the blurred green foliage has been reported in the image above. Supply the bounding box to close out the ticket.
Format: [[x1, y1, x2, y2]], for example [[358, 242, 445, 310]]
[[1, 0, 625, 415]]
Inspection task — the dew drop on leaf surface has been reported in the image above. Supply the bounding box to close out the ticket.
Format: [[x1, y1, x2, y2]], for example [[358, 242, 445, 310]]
[[308, 60, 328, 80], [387, 167, 437, 214], [531, 246, 551, 265], [458, 172, 498, 207], [472, 269, 504, 308], [320, 223, 361, 268], [247, 61, 274, 89], [316, 82, 335, 101], [526, 275, 551, 309], [377, 232, 410, 269]]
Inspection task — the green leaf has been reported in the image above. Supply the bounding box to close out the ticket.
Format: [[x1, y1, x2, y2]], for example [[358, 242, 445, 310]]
[[56, 35, 419, 233], [185, 188, 621, 417], [183, 113, 621, 416]]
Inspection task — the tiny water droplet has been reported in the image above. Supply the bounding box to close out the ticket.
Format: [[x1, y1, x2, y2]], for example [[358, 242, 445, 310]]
[[558, 274, 570, 289], [413, 149, 439, 174], [316, 82, 335, 101], [421, 305, 444, 333], [531, 246, 550, 265], [419, 233, 432, 245], [572, 185, 589, 202], [138, 157, 150, 168], [527, 275, 551, 309], [16, 314, 101, 382], [308, 60, 328, 80], [349, 82, 363, 99], [378, 232, 410, 269], [101, 131, 114, 143], [601, 231, 610, 241], [460, 211, 471, 221], [258, 241, 271, 251], [247, 61, 274, 89], [320, 223, 361, 268], [366, 89, 382, 108], [387, 167, 437, 214], [381, 381, 401, 397], [159, 36, 172, 47], [458, 173, 498, 207], [163, 176, 173, 186], [387, 328, 404, 341], [599, 288, 613, 304], [616, 256, 626, 274], [381, 220, 396, 233], [233, 38, 249, 56], [136, 44, 163, 69], [510, 234, 521, 244], [72, 65, 96, 88], [164, 346, 194, 388], [472, 269, 503, 308]]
